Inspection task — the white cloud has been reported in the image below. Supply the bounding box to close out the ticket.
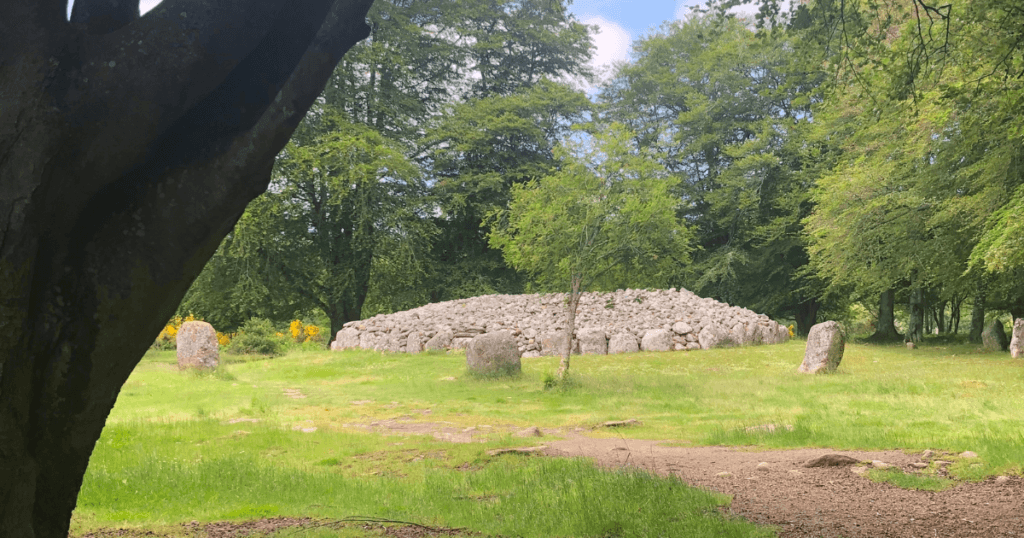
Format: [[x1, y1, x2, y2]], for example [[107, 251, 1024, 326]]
[[674, 0, 793, 25], [141, 0, 162, 14], [581, 16, 632, 88]]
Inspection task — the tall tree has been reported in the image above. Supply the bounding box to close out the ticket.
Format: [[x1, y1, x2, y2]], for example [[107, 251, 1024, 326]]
[[600, 10, 830, 334], [426, 79, 592, 301], [185, 117, 433, 340], [0, 0, 374, 535], [488, 124, 692, 378]]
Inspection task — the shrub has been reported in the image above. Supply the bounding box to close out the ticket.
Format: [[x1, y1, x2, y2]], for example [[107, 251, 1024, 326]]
[[227, 318, 286, 357], [288, 319, 325, 344], [151, 314, 198, 350]]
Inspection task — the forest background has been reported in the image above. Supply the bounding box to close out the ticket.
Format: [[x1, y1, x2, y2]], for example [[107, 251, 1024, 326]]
[[176, 0, 1024, 345]]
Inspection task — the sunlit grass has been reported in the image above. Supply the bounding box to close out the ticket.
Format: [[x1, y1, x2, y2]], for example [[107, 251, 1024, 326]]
[[74, 339, 1023, 536]]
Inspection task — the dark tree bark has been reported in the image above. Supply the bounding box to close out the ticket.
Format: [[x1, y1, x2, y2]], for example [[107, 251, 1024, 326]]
[[867, 289, 903, 342], [970, 290, 986, 343], [794, 299, 820, 337], [0, 0, 374, 535], [908, 286, 925, 343]]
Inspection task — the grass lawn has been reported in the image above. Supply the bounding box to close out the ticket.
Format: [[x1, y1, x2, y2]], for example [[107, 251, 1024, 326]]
[[71, 339, 1024, 537]]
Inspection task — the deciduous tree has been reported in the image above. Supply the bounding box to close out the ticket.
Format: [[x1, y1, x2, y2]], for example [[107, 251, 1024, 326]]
[[488, 125, 692, 378], [0, 0, 374, 534]]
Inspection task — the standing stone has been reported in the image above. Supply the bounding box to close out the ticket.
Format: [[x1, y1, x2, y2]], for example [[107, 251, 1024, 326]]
[[177, 321, 219, 370], [577, 328, 608, 355], [540, 331, 570, 356], [799, 321, 845, 374], [466, 331, 521, 376], [608, 332, 639, 354], [331, 327, 361, 351], [640, 329, 673, 352], [407, 332, 424, 354], [425, 326, 454, 351], [1011, 318, 1023, 359], [982, 319, 1009, 352]]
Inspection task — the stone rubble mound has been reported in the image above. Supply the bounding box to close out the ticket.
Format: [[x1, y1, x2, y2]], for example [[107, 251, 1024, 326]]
[[331, 287, 790, 356]]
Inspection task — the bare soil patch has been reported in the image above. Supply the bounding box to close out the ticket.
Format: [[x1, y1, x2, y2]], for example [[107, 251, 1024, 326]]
[[542, 438, 1024, 538]]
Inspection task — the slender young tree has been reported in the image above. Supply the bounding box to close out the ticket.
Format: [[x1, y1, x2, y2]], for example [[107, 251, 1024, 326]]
[[489, 125, 692, 378]]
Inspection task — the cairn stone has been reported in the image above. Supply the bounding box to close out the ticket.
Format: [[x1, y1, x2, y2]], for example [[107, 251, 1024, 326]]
[[331, 327, 361, 351], [982, 319, 1009, 352], [466, 331, 521, 376], [799, 321, 845, 374], [672, 321, 693, 335], [608, 332, 639, 354], [1011, 318, 1023, 359], [577, 328, 608, 355], [425, 326, 453, 351], [640, 329, 673, 352], [540, 331, 570, 356], [176, 321, 219, 370]]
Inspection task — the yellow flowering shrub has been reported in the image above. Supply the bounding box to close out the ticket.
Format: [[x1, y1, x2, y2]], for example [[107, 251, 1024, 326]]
[[787, 324, 795, 338], [152, 314, 198, 350], [288, 320, 324, 344], [216, 332, 233, 346]]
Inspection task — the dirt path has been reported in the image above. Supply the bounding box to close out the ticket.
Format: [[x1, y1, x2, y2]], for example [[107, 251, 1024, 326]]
[[541, 438, 1024, 538]]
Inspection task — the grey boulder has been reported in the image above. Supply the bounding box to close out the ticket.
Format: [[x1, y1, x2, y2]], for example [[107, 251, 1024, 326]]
[[799, 321, 845, 374], [608, 332, 639, 354], [577, 328, 608, 355], [640, 329, 673, 352], [177, 321, 219, 370], [466, 331, 521, 376]]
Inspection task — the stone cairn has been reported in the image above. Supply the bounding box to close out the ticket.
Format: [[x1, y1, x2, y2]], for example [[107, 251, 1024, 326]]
[[331, 288, 790, 356]]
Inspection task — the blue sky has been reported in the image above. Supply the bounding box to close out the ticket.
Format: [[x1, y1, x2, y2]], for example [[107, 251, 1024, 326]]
[[566, 0, 761, 86]]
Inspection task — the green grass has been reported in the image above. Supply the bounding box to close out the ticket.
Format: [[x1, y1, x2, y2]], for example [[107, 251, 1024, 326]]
[[72, 339, 1024, 536], [866, 468, 956, 491]]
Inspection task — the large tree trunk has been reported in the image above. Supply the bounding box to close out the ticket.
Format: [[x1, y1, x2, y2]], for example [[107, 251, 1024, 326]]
[[868, 289, 903, 342], [907, 286, 925, 342], [969, 289, 986, 343], [0, 1, 374, 535], [794, 299, 820, 337]]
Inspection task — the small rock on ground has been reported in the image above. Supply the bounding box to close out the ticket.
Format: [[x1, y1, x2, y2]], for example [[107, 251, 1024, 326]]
[[756, 462, 770, 472], [716, 471, 734, 478], [960, 451, 978, 458], [804, 454, 860, 468]]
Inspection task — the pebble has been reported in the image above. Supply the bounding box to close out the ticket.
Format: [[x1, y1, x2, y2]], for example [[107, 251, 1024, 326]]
[[851, 466, 868, 475], [871, 460, 891, 469], [960, 451, 978, 458], [756, 462, 770, 472], [994, 476, 1010, 485], [921, 449, 935, 459], [909, 462, 929, 469], [716, 471, 734, 478]]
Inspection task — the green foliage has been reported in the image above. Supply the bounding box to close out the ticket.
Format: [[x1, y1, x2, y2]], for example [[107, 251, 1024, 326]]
[[488, 123, 692, 296], [227, 318, 285, 357], [599, 11, 832, 331]]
